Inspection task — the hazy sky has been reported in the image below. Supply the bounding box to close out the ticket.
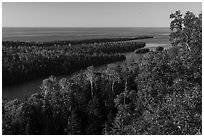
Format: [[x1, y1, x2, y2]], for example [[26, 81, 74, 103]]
[[2, 2, 202, 27]]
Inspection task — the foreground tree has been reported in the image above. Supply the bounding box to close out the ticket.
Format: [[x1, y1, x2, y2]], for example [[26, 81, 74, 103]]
[[108, 10, 202, 135], [170, 10, 202, 85]]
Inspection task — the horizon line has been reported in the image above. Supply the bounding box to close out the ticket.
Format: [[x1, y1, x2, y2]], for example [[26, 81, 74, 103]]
[[2, 26, 170, 28]]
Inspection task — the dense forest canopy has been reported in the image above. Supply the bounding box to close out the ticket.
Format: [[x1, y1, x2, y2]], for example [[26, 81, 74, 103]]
[[2, 11, 202, 135], [2, 40, 145, 86]]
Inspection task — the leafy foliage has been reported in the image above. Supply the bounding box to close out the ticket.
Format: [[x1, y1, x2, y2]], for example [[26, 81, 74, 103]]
[[2, 11, 202, 135], [135, 48, 150, 54], [155, 46, 164, 52], [3, 39, 145, 86], [109, 10, 202, 135]]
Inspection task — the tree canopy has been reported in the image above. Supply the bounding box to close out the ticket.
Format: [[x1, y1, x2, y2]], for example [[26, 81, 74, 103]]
[[2, 10, 202, 135]]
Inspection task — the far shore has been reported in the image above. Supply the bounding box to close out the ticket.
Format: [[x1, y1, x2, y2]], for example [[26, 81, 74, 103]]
[[2, 36, 154, 46]]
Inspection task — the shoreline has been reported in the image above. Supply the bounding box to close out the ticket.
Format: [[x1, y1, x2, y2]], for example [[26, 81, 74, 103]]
[[3, 38, 147, 87], [2, 36, 154, 46], [2, 42, 170, 100]]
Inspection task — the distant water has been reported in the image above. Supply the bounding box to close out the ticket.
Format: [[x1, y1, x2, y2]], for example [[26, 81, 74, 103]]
[[2, 27, 170, 43]]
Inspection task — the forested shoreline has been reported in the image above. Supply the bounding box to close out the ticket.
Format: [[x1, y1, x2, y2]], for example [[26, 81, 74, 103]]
[[3, 36, 153, 46], [2, 11, 202, 135], [3, 39, 146, 86]]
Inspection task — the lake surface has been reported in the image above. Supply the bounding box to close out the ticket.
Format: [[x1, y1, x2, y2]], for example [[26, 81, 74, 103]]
[[2, 27, 171, 100], [3, 27, 170, 42]]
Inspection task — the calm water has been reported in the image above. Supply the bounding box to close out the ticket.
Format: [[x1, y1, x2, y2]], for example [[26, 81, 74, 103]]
[[2, 27, 170, 43], [2, 27, 171, 100]]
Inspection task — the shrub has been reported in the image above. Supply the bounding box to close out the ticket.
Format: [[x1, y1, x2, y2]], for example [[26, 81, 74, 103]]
[[135, 48, 150, 54], [155, 46, 164, 52]]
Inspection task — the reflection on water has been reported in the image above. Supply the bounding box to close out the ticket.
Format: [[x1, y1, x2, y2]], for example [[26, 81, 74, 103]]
[[3, 79, 42, 100]]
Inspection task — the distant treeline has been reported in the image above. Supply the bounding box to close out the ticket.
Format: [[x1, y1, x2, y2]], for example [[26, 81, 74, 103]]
[[3, 36, 153, 47], [43, 36, 153, 46], [2, 39, 145, 86]]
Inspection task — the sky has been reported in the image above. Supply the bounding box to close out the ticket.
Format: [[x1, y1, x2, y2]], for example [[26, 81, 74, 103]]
[[2, 2, 202, 27]]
